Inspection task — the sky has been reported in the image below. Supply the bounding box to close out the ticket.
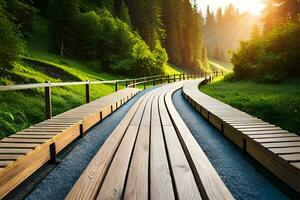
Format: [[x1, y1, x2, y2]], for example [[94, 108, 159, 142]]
[[196, 0, 266, 16]]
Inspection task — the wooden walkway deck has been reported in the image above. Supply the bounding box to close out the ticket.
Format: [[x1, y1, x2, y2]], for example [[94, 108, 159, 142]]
[[0, 88, 139, 199], [183, 80, 300, 194], [66, 82, 233, 200]]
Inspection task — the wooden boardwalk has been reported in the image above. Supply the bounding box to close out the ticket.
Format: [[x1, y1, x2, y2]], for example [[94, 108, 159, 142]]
[[183, 80, 300, 194], [0, 88, 139, 199], [66, 82, 233, 200]]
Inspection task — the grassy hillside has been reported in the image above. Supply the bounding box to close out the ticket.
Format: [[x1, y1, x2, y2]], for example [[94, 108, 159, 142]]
[[0, 14, 181, 139], [200, 77, 300, 134]]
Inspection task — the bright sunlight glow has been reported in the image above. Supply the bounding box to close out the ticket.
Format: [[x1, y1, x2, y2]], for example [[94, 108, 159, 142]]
[[198, 0, 266, 16]]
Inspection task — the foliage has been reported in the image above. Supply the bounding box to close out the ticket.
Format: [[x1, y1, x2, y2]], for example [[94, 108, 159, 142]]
[[232, 19, 300, 81], [201, 78, 300, 134], [264, 0, 300, 31], [73, 10, 166, 76], [0, 1, 25, 75], [5, 0, 35, 33]]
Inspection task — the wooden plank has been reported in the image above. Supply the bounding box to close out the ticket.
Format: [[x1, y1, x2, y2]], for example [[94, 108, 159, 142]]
[[248, 133, 297, 139], [270, 147, 300, 155], [167, 83, 234, 200], [244, 130, 289, 135], [0, 161, 13, 167], [0, 154, 23, 160], [255, 137, 300, 143], [9, 135, 54, 139], [97, 126, 140, 199], [0, 148, 32, 154], [66, 94, 146, 200], [262, 142, 300, 148], [247, 140, 300, 193], [0, 143, 39, 149], [280, 154, 300, 162], [124, 94, 153, 199], [1, 138, 47, 144], [16, 132, 58, 135], [292, 162, 300, 170], [0, 142, 51, 199], [238, 127, 282, 132], [183, 80, 300, 194], [162, 125, 202, 200], [150, 94, 174, 200]]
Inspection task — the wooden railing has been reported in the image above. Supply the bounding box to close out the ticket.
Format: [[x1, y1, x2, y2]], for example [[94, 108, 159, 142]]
[[0, 71, 223, 120]]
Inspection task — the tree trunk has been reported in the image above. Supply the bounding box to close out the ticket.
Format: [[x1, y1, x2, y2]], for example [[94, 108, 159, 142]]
[[60, 31, 64, 57]]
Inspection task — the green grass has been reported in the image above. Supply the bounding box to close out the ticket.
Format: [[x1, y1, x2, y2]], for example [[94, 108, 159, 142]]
[[164, 63, 184, 75], [200, 78, 300, 134]]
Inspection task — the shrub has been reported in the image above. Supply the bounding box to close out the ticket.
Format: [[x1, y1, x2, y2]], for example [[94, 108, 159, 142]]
[[232, 18, 300, 82], [74, 10, 167, 76]]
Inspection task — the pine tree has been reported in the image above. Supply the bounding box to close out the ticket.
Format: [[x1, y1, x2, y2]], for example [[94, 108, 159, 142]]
[[125, 0, 164, 49], [49, 0, 79, 56], [205, 6, 216, 33]]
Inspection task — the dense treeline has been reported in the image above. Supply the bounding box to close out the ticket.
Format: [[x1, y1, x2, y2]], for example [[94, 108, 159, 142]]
[[203, 4, 261, 62], [232, 0, 300, 81], [0, 0, 208, 77], [123, 0, 207, 71], [48, 0, 166, 76], [161, 0, 206, 71]]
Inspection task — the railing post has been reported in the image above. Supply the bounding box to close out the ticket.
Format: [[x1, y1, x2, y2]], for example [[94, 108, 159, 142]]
[[183, 73, 185, 80], [168, 75, 170, 83], [144, 77, 146, 90], [85, 80, 90, 103], [115, 81, 118, 92], [160, 75, 163, 84], [125, 80, 128, 88], [174, 74, 176, 82], [179, 74, 182, 81], [153, 78, 156, 86], [45, 80, 52, 119]]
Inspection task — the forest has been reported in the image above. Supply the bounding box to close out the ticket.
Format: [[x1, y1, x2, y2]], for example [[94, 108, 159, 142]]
[[0, 0, 207, 77]]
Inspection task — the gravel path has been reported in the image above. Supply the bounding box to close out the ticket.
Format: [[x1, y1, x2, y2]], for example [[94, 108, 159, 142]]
[[172, 89, 288, 200]]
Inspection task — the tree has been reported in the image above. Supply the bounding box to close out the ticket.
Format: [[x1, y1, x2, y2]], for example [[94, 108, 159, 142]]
[[0, 0, 24, 75], [125, 0, 165, 49], [251, 25, 261, 39], [264, 0, 300, 31], [5, 0, 35, 33], [49, 0, 79, 56], [205, 6, 216, 32]]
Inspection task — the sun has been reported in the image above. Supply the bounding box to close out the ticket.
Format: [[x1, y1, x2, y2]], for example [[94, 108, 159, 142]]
[[231, 0, 266, 15], [199, 0, 266, 16]]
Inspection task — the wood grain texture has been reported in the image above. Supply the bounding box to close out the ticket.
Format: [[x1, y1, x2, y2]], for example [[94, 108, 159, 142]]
[[182, 79, 300, 194], [66, 94, 146, 200], [150, 94, 175, 200], [124, 94, 154, 200]]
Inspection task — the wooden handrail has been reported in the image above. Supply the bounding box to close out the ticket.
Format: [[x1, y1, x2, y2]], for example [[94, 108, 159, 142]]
[[0, 71, 223, 119]]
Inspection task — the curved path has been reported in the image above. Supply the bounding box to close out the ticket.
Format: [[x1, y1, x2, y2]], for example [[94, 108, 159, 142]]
[[22, 81, 289, 200]]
